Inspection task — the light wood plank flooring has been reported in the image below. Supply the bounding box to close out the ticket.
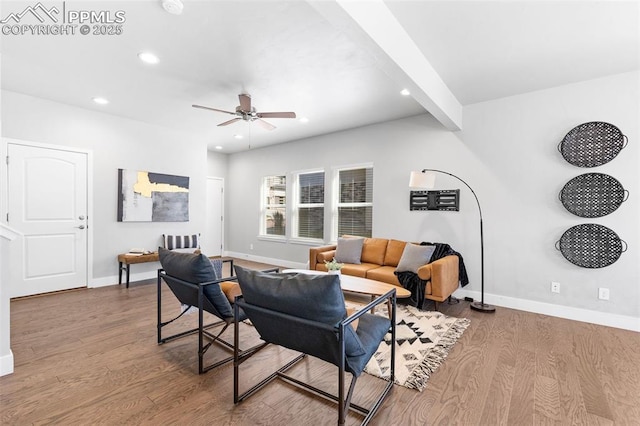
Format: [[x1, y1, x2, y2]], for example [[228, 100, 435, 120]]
[[2, 259, 639, 425]]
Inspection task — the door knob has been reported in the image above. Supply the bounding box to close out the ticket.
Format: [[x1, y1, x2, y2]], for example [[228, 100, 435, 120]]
[[76, 225, 85, 230]]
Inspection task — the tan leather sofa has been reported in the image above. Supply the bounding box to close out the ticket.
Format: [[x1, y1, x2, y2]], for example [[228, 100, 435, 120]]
[[309, 237, 459, 304]]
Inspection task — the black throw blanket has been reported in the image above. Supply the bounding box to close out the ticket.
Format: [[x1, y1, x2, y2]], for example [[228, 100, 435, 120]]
[[394, 242, 469, 310], [424, 242, 469, 287]]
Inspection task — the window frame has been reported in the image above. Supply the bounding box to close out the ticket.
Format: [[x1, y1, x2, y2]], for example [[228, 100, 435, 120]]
[[290, 169, 326, 244], [259, 174, 287, 240], [331, 163, 373, 242]]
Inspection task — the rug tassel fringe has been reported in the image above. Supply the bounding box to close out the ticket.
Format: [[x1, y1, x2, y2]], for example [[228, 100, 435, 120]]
[[404, 318, 471, 392]]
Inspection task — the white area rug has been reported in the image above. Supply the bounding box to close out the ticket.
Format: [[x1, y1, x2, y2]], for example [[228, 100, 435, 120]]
[[361, 304, 470, 392]]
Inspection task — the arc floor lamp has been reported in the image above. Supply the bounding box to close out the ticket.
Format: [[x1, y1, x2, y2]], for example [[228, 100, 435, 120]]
[[409, 169, 496, 313]]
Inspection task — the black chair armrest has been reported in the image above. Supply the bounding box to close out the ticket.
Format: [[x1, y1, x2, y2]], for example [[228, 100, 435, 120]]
[[341, 288, 396, 327]]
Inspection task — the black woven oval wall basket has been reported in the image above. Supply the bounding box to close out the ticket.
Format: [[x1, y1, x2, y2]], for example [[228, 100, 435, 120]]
[[559, 173, 629, 218], [558, 122, 628, 167], [556, 224, 627, 268]]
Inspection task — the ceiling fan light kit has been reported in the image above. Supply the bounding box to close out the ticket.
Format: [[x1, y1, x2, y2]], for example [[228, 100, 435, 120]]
[[162, 0, 184, 15], [193, 94, 296, 131]]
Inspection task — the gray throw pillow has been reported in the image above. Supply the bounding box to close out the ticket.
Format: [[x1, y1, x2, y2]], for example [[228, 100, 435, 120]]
[[334, 237, 364, 264], [396, 244, 436, 273]]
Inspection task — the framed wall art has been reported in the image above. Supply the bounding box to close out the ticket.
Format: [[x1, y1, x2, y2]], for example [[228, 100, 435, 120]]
[[117, 169, 189, 222]]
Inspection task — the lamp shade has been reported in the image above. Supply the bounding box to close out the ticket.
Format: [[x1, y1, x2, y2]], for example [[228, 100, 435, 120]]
[[409, 171, 436, 189]]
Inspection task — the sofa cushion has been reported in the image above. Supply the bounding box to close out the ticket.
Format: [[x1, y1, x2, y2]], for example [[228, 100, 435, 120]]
[[341, 263, 381, 278], [334, 237, 364, 264], [365, 266, 400, 286], [384, 239, 407, 266], [396, 243, 436, 274], [361, 238, 388, 265]]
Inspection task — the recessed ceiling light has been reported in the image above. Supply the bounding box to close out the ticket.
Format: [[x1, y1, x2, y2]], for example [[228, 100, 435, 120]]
[[299, 117, 309, 123], [162, 0, 183, 15], [233, 134, 243, 139], [400, 89, 411, 96], [93, 97, 109, 105], [215, 146, 223, 150], [138, 52, 159, 64]]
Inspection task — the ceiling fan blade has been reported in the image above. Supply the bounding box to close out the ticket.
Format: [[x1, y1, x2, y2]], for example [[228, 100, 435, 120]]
[[238, 94, 252, 112], [256, 119, 276, 131], [217, 118, 242, 127], [192, 104, 237, 115], [256, 112, 297, 119]]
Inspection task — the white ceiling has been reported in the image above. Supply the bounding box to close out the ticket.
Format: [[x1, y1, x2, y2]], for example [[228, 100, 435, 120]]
[[2, 1, 638, 153]]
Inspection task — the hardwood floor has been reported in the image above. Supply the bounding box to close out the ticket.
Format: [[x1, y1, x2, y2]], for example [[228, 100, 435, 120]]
[[2, 259, 639, 425]]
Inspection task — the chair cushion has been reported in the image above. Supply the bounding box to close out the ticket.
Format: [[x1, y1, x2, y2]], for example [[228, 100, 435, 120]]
[[159, 247, 216, 283], [163, 233, 200, 250], [346, 313, 391, 377], [158, 247, 233, 319], [396, 243, 436, 273], [334, 237, 364, 264], [235, 266, 365, 357]]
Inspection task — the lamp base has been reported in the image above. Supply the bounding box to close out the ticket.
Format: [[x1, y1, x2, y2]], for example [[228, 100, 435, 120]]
[[470, 301, 496, 313]]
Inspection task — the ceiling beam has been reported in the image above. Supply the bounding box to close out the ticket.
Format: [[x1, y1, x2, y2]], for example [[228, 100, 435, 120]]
[[309, 0, 462, 131]]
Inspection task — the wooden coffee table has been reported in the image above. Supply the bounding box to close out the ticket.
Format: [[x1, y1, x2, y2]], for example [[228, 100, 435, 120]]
[[282, 269, 410, 316]]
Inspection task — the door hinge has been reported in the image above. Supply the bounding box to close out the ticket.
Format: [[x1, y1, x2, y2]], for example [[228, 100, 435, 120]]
[[6, 213, 8, 222], [5, 156, 8, 165]]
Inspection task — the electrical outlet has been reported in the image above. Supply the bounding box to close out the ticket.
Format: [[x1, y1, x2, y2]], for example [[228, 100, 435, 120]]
[[598, 288, 610, 300], [250, 244, 254, 250], [551, 281, 560, 293]]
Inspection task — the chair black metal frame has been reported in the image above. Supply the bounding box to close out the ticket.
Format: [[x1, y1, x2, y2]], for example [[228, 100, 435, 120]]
[[233, 289, 396, 426], [157, 264, 278, 374]]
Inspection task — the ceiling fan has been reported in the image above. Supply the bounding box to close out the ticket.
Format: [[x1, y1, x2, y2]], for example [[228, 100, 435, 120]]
[[192, 94, 296, 131]]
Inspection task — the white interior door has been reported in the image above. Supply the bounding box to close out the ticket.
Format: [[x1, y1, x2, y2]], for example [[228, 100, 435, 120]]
[[7, 143, 88, 297], [203, 177, 224, 257]]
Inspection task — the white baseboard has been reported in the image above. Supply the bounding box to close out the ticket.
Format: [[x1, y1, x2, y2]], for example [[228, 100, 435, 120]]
[[454, 289, 640, 332], [224, 251, 306, 270], [0, 351, 14, 376], [90, 271, 157, 288]]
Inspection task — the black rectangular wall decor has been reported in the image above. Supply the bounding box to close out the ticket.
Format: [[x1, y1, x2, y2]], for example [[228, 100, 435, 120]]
[[410, 189, 460, 211]]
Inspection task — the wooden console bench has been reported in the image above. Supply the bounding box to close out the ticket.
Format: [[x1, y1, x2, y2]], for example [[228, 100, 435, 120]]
[[118, 252, 160, 288], [118, 252, 234, 288]]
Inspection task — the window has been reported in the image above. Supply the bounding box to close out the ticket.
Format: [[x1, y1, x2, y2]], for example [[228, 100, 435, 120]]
[[293, 171, 325, 240], [334, 166, 373, 239], [261, 175, 286, 237]]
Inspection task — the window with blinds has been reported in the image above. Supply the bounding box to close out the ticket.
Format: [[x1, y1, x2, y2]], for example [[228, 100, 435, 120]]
[[261, 175, 286, 237], [335, 167, 373, 238], [294, 171, 324, 239]]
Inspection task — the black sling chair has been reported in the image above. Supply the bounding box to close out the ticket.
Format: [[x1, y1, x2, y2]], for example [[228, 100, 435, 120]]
[[233, 266, 396, 426], [157, 248, 273, 374]]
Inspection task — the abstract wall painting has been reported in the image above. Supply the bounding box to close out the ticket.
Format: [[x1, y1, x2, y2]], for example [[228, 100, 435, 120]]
[[117, 169, 189, 222]]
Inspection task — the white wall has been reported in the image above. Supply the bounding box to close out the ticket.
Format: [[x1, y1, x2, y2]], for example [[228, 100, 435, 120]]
[[2, 90, 210, 283], [225, 71, 639, 328], [462, 71, 639, 319]]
